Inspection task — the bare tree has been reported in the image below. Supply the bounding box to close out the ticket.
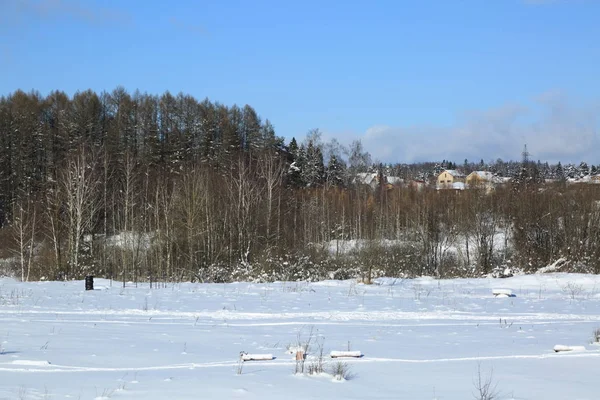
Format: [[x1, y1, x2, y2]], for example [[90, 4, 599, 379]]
[[150, 179, 176, 284], [114, 151, 146, 285], [228, 156, 261, 268], [411, 192, 458, 277], [61, 146, 100, 278], [472, 364, 500, 400], [175, 168, 209, 281], [44, 182, 65, 279], [11, 193, 37, 281], [258, 151, 285, 249]]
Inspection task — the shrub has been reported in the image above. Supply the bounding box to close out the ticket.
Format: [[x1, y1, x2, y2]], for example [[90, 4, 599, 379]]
[[329, 361, 353, 381]]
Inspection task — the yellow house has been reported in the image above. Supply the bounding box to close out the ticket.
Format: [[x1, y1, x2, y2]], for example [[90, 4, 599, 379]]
[[591, 174, 600, 184], [466, 171, 499, 189], [437, 170, 465, 189]]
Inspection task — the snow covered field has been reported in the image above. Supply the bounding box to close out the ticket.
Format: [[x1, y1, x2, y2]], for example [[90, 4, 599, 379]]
[[1, 274, 600, 399]]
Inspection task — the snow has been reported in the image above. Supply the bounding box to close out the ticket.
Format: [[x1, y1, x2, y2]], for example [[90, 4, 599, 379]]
[[240, 353, 274, 361], [326, 239, 406, 254], [492, 289, 513, 297], [10, 360, 51, 366], [537, 258, 568, 274], [553, 345, 586, 353], [386, 176, 403, 185], [436, 182, 465, 190], [1, 274, 600, 399], [326, 231, 510, 266], [104, 231, 155, 251], [353, 172, 378, 186], [468, 171, 506, 184], [443, 170, 465, 178], [330, 350, 363, 358], [472, 171, 494, 180]]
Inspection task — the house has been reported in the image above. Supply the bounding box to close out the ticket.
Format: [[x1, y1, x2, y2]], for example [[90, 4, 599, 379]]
[[353, 172, 379, 189], [437, 170, 465, 189], [466, 171, 502, 190], [386, 176, 404, 186], [408, 179, 427, 191], [591, 174, 600, 184], [354, 173, 404, 190], [440, 182, 466, 191]]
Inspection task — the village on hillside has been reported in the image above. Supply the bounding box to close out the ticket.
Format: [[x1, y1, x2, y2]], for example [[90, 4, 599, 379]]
[[355, 167, 600, 192]]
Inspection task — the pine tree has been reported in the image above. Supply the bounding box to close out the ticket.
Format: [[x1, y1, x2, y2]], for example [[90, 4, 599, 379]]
[[288, 137, 299, 157], [302, 141, 325, 187], [579, 161, 589, 177], [326, 153, 346, 187], [260, 119, 283, 151], [241, 104, 261, 151], [565, 163, 577, 179], [286, 139, 304, 187], [555, 161, 565, 181]]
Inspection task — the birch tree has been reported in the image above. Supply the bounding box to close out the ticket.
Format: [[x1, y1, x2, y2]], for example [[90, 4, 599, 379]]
[[61, 147, 99, 278], [11, 194, 37, 282]]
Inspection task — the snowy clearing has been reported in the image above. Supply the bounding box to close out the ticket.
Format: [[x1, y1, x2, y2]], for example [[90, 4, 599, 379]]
[[1, 274, 599, 399]]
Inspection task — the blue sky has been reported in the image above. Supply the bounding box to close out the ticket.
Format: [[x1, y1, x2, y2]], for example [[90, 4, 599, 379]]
[[1, 0, 599, 164]]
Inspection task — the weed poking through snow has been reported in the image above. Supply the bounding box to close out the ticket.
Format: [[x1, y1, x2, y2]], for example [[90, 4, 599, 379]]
[[329, 361, 353, 381]]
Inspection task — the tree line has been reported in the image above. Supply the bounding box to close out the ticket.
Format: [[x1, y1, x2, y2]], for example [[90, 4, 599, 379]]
[[1, 88, 599, 283]]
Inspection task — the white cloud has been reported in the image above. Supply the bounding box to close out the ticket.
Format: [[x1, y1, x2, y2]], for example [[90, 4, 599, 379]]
[[328, 92, 600, 164]]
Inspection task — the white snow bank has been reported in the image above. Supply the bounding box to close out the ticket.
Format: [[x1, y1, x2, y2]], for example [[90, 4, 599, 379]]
[[11, 360, 51, 366], [492, 289, 513, 297], [104, 231, 155, 251], [330, 350, 362, 358], [285, 345, 306, 355], [553, 345, 586, 353], [240, 353, 274, 361], [325, 239, 407, 254], [538, 258, 568, 274]]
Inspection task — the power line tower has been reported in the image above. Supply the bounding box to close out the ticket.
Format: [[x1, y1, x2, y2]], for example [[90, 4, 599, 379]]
[[521, 144, 531, 165]]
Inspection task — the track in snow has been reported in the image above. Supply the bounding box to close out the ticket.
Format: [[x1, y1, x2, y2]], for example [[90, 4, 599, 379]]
[[2, 351, 599, 373]]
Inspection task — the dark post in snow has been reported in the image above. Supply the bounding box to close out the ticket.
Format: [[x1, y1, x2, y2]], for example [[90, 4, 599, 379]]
[[85, 275, 94, 291]]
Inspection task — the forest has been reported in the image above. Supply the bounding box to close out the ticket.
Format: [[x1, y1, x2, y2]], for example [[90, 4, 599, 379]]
[[1, 88, 599, 284]]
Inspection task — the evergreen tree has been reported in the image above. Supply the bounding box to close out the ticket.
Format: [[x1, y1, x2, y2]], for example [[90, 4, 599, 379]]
[[285, 138, 303, 187], [240, 104, 261, 151], [288, 137, 299, 157], [302, 141, 325, 187], [326, 153, 346, 187], [555, 161, 565, 181], [578, 161, 589, 177], [260, 119, 283, 151], [565, 163, 577, 179]]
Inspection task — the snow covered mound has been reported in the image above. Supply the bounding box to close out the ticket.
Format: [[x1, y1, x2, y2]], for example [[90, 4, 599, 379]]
[[492, 289, 514, 298], [538, 258, 568, 274], [553, 345, 586, 353], [330, 351, 363, 358], [240, 353, 274, 361], [11, 360, 51, 366]]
